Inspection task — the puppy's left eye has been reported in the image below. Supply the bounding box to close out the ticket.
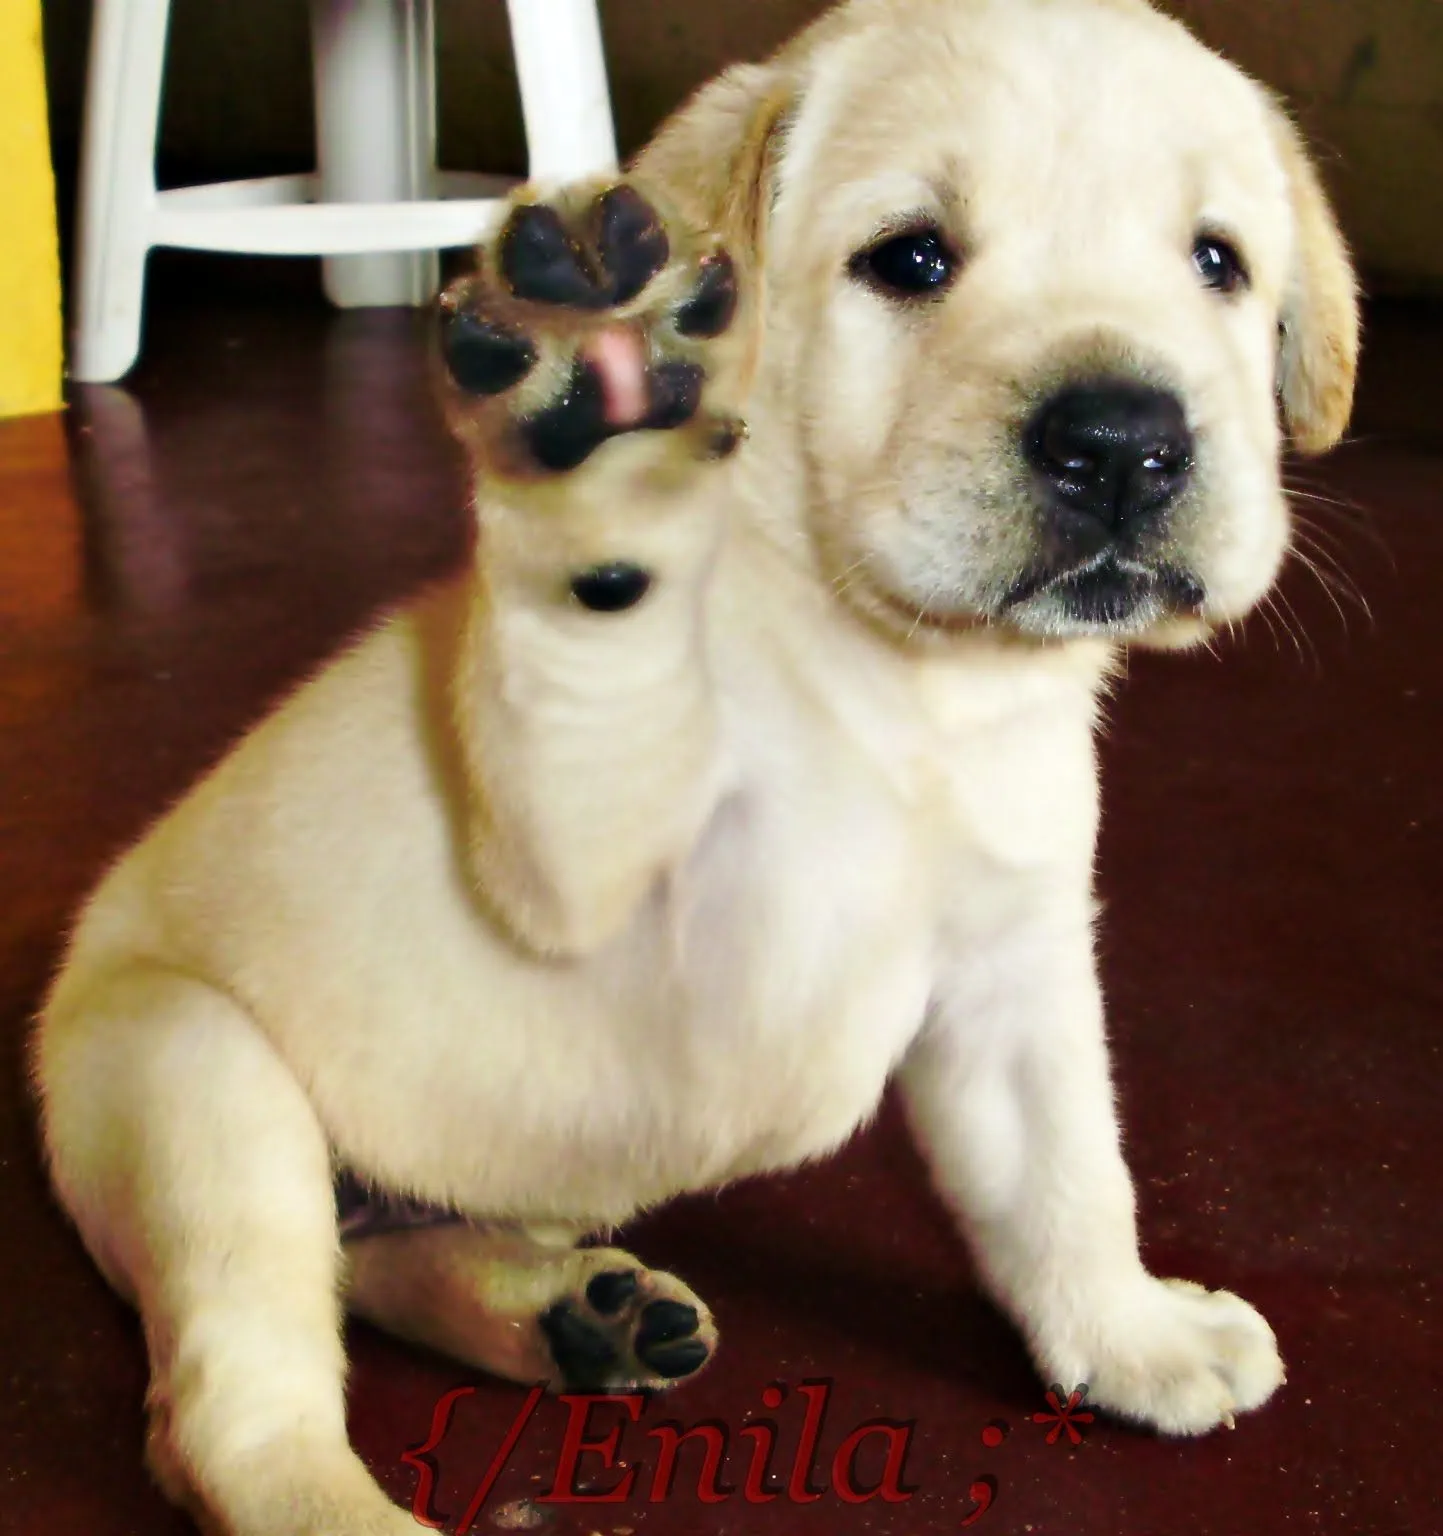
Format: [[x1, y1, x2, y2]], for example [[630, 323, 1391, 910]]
[[1193, 234, 1249, 295], [851, 227, 959, 299]]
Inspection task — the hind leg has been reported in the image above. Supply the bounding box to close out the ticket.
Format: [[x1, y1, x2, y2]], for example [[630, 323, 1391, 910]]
[[35, 965, 413, 1536], [344, 1223, 717, 1391]]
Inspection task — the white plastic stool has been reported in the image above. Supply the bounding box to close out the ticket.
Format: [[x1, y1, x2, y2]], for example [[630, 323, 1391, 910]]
[[70, 0, 619, 383]]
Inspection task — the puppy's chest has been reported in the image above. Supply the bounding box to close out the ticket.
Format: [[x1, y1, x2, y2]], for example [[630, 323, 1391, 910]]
[[648, 703, 1072, 1169], [656, 787, 935, 1168]]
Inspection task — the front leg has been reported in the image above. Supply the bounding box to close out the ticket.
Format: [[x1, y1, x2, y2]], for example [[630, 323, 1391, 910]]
[[900, 918, 1284, 1435], [433, 181, 746, 957]]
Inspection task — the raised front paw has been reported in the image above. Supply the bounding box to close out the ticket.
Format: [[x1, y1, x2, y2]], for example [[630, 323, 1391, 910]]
[[437, 181, 744, 477], [1045, 1276, 1285, 1436]]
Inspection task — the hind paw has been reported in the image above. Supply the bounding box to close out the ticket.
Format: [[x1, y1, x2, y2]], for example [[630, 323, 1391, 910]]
[[538, 1252, 717, 1393]]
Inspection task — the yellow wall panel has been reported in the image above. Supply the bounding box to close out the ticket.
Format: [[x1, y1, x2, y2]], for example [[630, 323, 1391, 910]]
[[0, 0, 64, 418]]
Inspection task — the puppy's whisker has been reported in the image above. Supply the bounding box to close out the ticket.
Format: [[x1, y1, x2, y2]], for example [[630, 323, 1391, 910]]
[[1285, 489, 1374, 526], [1288, 518, 1393, 588], [906, 580, 944, 642], [1254, 592, 1287, 658], [1271, 594, 1305, 665], [1285, 486, 1394, 563], [1288, 532, 1373, 628], [1293, 535, 1361, 602], [1270, 584, 1320, 672], [1293, 553, 1355, 635], [1283, 469, 1367, 501], [1283, 477, 1370, 512], [1288, 517, 1354, 564], [831, 553, 875, 598], [1288, 501, 1383, 618]]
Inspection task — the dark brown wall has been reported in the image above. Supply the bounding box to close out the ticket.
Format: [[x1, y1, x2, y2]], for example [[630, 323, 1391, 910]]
[[42, 0, 1443, 291]]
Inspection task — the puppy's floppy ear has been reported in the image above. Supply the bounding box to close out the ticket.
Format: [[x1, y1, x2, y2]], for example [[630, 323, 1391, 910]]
[[634, 64, 794, 279], [633, 66, 794, 403], [1268, 103, 1361, 455]]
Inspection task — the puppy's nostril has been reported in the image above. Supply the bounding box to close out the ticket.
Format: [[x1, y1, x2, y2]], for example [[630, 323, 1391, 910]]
[[1038, 413, 1099, 478], [1141, 439, 1191, 476]]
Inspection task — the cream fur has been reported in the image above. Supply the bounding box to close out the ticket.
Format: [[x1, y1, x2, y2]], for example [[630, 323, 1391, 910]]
[[31, 1, 1357, 1531]]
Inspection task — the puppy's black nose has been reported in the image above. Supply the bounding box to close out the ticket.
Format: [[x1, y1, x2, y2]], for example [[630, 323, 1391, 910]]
[[1025, 382, 1194, 529]]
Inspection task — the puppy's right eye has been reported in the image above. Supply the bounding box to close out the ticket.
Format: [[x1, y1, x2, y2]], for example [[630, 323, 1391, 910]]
[[850, 228, 959, 299], [1193, 233, 1249, 295]]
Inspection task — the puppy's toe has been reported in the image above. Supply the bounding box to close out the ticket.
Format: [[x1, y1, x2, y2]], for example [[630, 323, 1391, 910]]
[[1053, 1275, 1285, 1436], [440, 314, 537, 397], [539, 1300, 625, 1389]]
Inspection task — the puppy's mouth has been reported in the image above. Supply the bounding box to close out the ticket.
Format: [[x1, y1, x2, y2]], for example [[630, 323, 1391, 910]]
[[860, 551, 1204, 641], [1000, 551, 1206, 636]]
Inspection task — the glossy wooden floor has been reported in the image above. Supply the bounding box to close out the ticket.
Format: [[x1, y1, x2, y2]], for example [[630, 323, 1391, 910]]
[[2, 263, 1439, 1536]]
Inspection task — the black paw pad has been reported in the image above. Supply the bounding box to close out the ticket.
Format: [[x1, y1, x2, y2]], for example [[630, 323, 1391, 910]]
[[638, 1337, 710, 1380], [440, 312, 537, 396], [539, 1303, 620, 1391], [644, 362, 704, 432], [586, 1269, 641, 1314], [636, 1299, 700, 1349], [596, 186, 670, 306], [501, 204, 607, 309], [675, 253, 738, 338], [635, 1299, 707, 1381], [521, 357, 707, 473], [706, 417, 747, 460], [570, 564, 652, 613], [521, 362, 611, 472]]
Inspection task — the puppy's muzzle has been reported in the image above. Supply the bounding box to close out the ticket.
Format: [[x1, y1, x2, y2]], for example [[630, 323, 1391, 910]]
[[1025, 381, 1194, 543]]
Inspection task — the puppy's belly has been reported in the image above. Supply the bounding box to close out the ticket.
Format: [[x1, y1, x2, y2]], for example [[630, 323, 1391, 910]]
[[291, 864, 932, 1223], [204, 788, 937, 1225]]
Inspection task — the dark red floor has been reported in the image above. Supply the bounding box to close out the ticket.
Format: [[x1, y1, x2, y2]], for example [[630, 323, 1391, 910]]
[[1, 264, 1439, 1536]]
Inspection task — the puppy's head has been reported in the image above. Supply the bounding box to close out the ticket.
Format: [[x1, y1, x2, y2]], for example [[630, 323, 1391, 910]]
[[646, 0, 1359, 645]]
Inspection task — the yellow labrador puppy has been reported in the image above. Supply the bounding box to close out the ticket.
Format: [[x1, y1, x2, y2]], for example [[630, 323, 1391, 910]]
[[33, 0, 1356, 1530]]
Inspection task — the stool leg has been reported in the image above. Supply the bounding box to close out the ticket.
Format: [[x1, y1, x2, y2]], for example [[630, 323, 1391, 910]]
[[507, 0, 619, 182], [311, 0, 439, 308], [70, 0, 173, 383]]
